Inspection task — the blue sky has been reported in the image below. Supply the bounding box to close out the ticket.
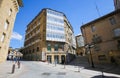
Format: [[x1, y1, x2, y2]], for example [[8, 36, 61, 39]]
[[10, 0, 115, 48]]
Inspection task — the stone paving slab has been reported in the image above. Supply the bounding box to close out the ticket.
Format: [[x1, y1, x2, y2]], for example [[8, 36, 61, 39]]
[[0, 61, 23, 78]]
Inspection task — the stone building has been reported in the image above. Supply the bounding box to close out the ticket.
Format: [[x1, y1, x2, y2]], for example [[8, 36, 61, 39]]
[[114, 0, 120, 10], [75, 35, 85, 56], [81, 10, 120, 64], [0, 0, 23, 63], [23, 8, 76, 64]]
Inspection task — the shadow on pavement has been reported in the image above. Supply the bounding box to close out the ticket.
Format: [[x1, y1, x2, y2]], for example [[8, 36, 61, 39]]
[[67, 59, 120, 75], [91, 75, 119, 78], [7, 72, 12, 74], [84, 64, 120, 75]]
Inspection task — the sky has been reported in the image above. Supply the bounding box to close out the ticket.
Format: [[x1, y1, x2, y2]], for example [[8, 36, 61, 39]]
[[10, 0, 115, 49]]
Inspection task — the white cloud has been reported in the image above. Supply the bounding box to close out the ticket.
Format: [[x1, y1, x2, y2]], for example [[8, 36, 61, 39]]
[[11, 32, 22, 41]]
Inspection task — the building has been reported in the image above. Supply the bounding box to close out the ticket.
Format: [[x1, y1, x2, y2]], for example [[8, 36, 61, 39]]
[[23, 8, 76, 64], [75, 35, 85, 56], [0, 0, 23, 63], [7, 47, 23, 60], [81, 10, 120, 64], [114, 0, 120, 10]]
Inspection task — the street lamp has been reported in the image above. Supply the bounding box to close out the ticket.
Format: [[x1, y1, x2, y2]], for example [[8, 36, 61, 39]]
[[85, 43, 95, 68]]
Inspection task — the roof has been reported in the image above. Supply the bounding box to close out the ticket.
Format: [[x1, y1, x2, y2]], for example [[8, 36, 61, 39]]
[[81, 9, 120, 28]]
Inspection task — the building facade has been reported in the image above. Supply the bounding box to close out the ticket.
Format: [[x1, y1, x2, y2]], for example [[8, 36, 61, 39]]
[[76, 35, 85, 56], [81, 10, 120, 64], [114, 0, 120, 10], [23, 8, 76, 64], [0, 0, 23, 63]]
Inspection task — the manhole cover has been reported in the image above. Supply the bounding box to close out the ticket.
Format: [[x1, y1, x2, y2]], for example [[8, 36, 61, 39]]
[[42, 72, 51, 76], [57, 72, 66, 75]]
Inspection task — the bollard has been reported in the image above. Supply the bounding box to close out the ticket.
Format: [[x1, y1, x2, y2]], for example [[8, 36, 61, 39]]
[[18, 61, 20, 69], [102, 71, 104, 78], [11, 64, 15, 74], [55, 61, 56, 67], [78, 66, 80, 72], [64, 62, 65, 69]]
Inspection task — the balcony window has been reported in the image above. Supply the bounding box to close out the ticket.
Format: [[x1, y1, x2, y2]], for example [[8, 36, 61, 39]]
[[54, 44, 58, 51], [114, 28, 120, 37], [109, 17, 116, 25], [91, 25, 95, 32], [4, 20, 9, 30], [9, 9, 12, 16], [0, 47, 1, 51], [59, 44, 64, 51], [47, 44, 51, 51], [37, 47, 39, 52], [1, 33, 5, 42]]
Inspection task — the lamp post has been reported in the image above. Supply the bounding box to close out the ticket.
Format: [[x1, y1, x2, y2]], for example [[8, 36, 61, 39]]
[[85, 43, 95, 68]]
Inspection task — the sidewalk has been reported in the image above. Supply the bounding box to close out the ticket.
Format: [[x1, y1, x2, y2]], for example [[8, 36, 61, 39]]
[[37, 62, 120, 78], [0, 61, 23, 78]]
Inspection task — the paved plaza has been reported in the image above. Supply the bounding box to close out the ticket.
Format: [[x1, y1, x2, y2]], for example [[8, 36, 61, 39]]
[[0, 61, 120, 78]]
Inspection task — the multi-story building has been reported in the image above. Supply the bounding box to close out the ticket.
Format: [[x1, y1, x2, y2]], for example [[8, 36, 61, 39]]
[[23, 8, 76, 64], [81, 10, 120, 64], [75, 35, 85, 56], [114, 0, 120, 10], [0, 0, 23, 63]]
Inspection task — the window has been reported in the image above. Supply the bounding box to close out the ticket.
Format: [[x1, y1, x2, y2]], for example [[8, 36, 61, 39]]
[[33, 49, 34, 52], [29, 50, 31, 53], [37, 47, 39, 52], [9, 9, 12, 16], [59, 44, 64, 51], [47, 16, 64, 23], [54, 44, 58, 51], [0, 47, 1, 52], [109, 17, 116, 25], [4, 20, 9, 30], [47, 44, 51, 51], [1, 33, 5, 42], [91, 25, 95, 32], [117, 40, 120, 49], [114, 28, 120, 37]]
